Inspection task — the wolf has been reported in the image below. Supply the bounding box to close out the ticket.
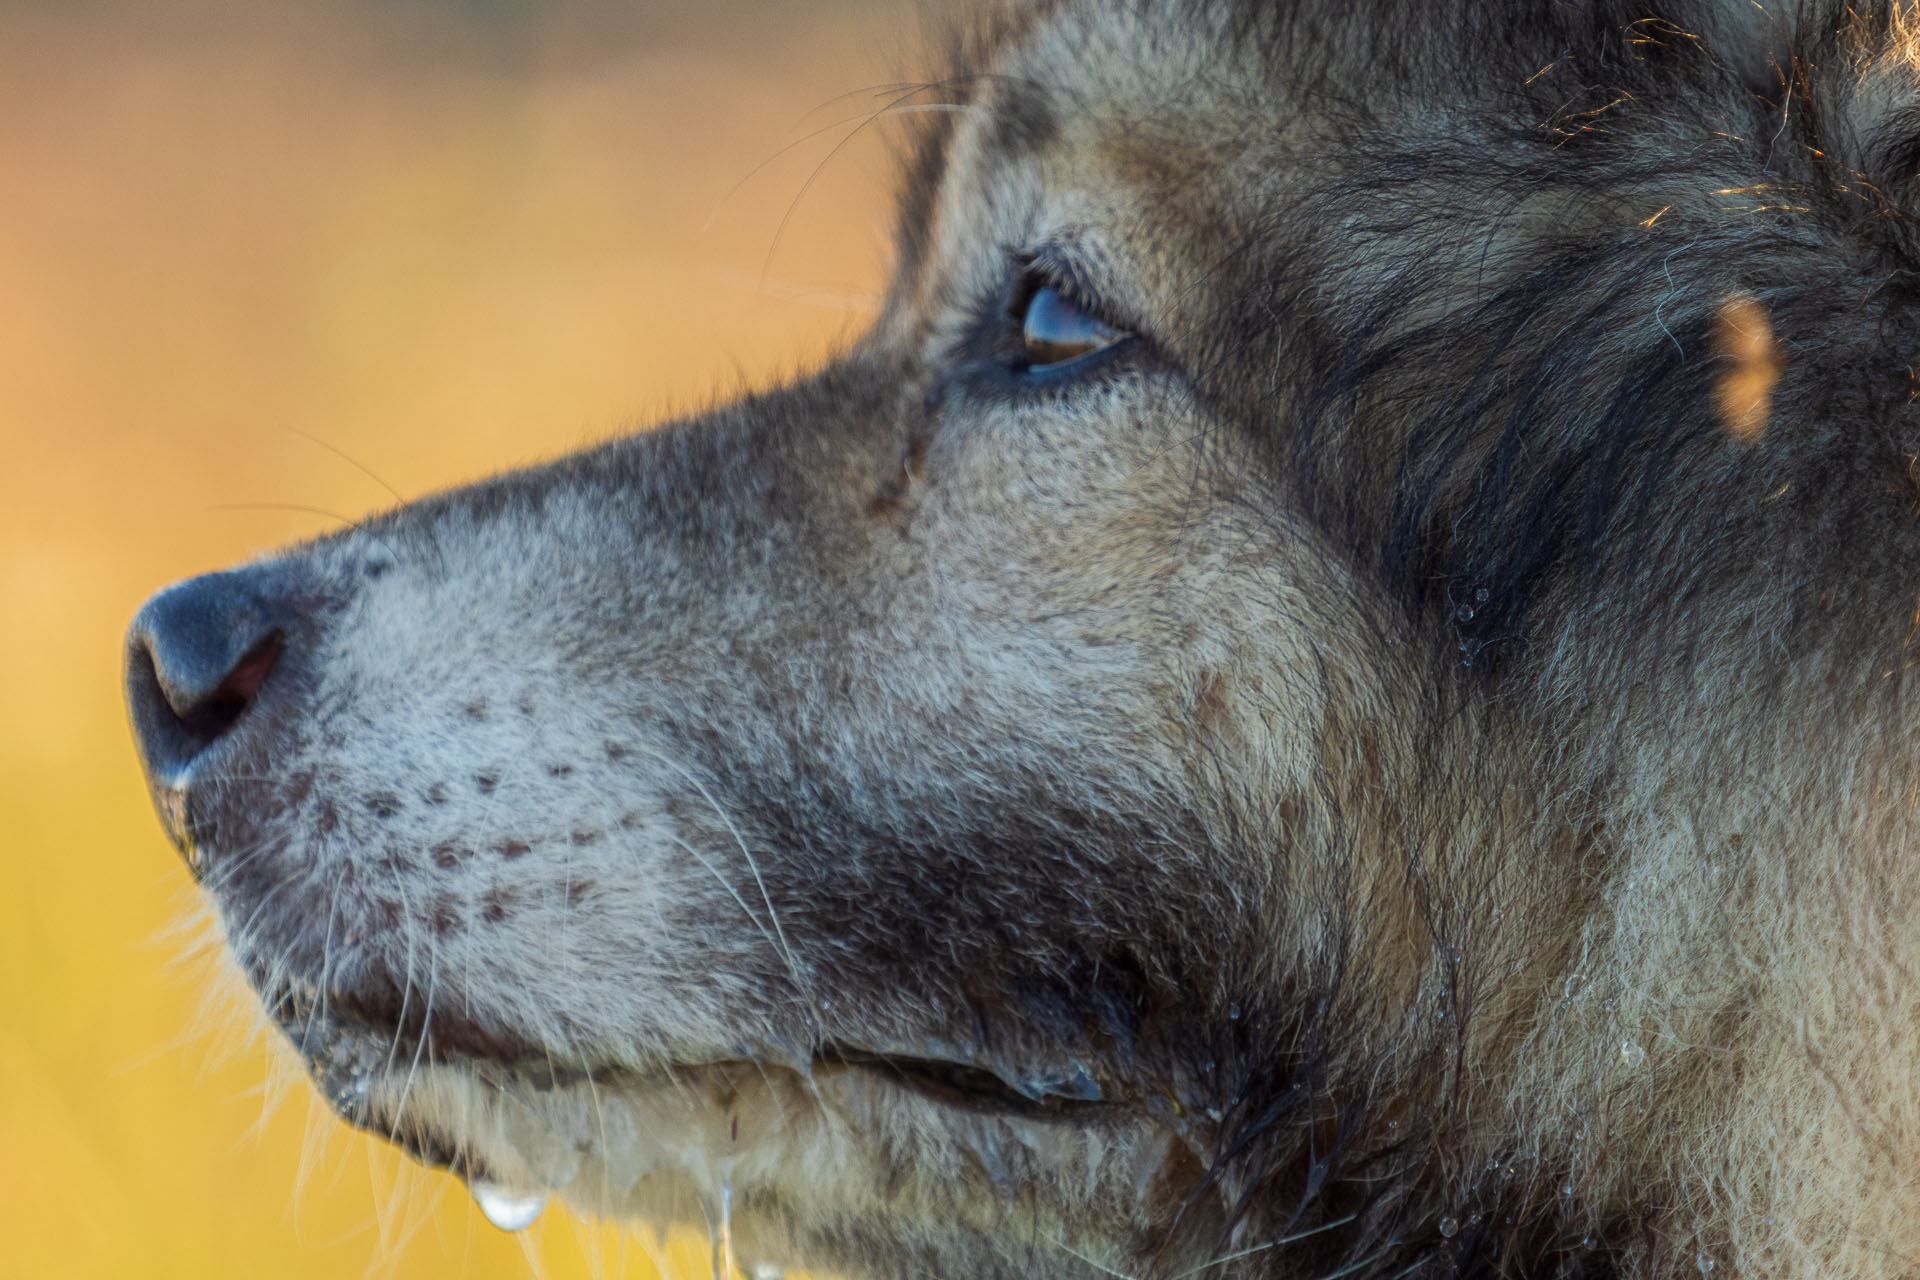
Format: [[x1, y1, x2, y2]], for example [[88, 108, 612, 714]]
[[123, 1, 1920, 1275]]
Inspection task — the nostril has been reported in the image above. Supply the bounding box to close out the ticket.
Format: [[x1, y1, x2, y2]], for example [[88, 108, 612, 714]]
[[125, 570, 291, 784], [178, 633, 282, 741]]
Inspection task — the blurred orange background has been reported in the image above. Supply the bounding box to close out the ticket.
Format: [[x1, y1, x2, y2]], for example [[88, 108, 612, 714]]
[[0, 0, 902, 1274]]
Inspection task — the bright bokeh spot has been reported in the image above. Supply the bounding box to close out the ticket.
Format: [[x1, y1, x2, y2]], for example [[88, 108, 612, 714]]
[[0, 1, 897, 1274]]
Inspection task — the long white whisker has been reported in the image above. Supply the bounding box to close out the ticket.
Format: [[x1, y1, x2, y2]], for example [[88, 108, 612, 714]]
[[1167, 1213, 1360, 1278], [386, 936, 440, 1164], [630, 743, 814, 1026]]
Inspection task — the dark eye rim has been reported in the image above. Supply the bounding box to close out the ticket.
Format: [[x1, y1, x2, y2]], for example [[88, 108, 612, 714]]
[[1008, 280, 1127, 374], [933, 248, 1154, 400], [999, 253, 1140, 381]]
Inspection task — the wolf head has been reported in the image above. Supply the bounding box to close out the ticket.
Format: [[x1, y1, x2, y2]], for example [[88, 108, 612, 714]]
[[127, 3, 1920, 1276]]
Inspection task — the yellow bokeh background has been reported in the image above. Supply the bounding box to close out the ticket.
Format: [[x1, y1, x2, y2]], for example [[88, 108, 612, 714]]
[[0, 1, 901, 1274]]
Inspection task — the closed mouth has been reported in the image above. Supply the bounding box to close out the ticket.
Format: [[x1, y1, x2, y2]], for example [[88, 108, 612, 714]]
[[820, 1048, 1109, 1117], [262, 971, 1117, 1179]]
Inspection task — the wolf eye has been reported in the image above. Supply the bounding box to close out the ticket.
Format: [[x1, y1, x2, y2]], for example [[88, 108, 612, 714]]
[[1017, 284, 1127, 372]]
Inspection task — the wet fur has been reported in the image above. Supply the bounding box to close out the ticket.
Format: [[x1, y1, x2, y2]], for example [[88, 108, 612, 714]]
[[145, 1, 1920, 1276]]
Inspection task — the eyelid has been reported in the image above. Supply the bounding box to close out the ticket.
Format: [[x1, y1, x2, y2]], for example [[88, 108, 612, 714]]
[[1021, 248, 1097, 307], [1016, 245, 1139, 336]]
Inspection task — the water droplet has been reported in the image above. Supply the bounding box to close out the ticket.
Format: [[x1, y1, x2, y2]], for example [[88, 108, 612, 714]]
[[1562, 1181, 1575, 1196], [1696, 1253, 1716, 1274], [1438, 1216, 1459, 1239], [751, 1268, 786, 1280], [1475, 587, 1491, 604], [1620, 1040, 1646, 1067], [1563, 974, 1585, 999], [472, 1183, 547, 1233], [1454, 603, 1476, 623], [1227, 1002, 1242, 1020], [711, 1176, 737, 1280]]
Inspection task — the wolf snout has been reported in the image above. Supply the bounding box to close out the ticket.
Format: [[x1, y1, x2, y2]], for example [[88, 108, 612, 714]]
[[125, 569, 291, 853]]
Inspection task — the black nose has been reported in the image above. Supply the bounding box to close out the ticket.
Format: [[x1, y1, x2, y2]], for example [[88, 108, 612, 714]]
[[126, 570, 287, 792]]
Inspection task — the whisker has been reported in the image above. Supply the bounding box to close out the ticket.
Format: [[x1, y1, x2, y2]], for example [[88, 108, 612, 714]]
[[1166, 1214, 1360, 1279], [204, 502, 408, 565], [1041, 1235, 1138, 1280], [630, 743, 816, 1029], [300, 867, 351, 1065], [703, 107, 910, 233], [386, 935, 440, 1162], [759, 77, 993, 286], [277, 423, 407, 505]]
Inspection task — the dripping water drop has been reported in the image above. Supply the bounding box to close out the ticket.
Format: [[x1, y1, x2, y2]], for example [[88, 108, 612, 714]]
[[711, 1176, 737, 1280], [472, 1183, 547, 1233]]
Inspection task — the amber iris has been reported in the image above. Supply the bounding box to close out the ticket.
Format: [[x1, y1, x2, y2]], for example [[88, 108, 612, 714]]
[[1020, 284, 1125, 370]]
